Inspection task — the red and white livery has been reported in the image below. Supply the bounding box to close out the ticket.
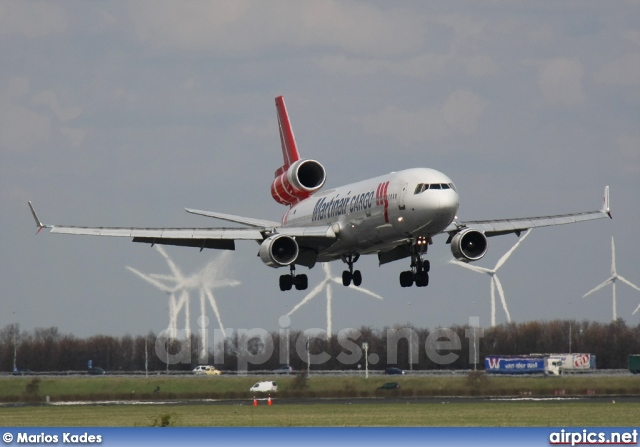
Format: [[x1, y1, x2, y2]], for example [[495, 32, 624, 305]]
[[29, 96, 611, 291]]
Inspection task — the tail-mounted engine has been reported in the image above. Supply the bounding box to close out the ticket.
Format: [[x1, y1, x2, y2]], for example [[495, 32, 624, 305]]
[[450, 228, 488, 262], [259, 234, 299, 267], [271, 159, 326, 206]]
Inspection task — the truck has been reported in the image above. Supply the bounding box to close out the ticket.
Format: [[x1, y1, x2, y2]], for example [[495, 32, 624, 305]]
[[484, 355, 562, 376], [531, 353, 596, 373], [629, 355, 640, 374]]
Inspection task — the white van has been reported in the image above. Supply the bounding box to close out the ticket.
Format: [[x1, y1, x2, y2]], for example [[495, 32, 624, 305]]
[[250, 381, 278, 392]]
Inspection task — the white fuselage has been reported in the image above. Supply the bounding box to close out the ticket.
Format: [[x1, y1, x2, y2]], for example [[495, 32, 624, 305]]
[[281, 168, 459, 261]]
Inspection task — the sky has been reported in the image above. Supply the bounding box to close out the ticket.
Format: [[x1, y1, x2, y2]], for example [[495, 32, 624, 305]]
[[1, 1, 639, 340]]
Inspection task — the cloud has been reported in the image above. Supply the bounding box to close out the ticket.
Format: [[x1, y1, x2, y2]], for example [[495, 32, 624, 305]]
[[0, 1, 67, 38], [0, 79, 83, 152], [33, 91, 83, 122], [128, 0, 425, 56], [442, 90, 486, 134], [616, 135, 640, 175], [358, 90, 486, 146], [0, 79, 51, 152], [594, 54, 640, 86], [532, 58, 586, 106]]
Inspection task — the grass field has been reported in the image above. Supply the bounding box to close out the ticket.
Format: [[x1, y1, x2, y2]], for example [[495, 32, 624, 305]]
[[0, 374, 638, 427], [0, 401, 638, 427], [1, 374, 638, 402]]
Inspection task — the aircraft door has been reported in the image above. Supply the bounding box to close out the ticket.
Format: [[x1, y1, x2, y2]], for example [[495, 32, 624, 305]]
[[398, 183, 408, 210]]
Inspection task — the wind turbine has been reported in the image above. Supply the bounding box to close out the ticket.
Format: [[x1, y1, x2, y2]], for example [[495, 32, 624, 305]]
[[127, 255, 185, 339], [450, 229, 532, 327], [583, 237, 640, 321], [127, 246, 240, 344], [286, 263, 383, 336]]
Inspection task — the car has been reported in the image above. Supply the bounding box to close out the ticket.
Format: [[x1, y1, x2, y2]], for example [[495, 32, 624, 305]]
[[385, 367, 405, 375], [192, 365, 222, 376], [87, 367, 106, 375], [274, 365, 295, 374], [250, 381, 278, 393], [378, 382, 401, 390]]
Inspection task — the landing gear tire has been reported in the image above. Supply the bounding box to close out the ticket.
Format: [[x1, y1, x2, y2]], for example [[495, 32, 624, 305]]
[[294, 274, 308, 291], [352, 270, 362, 287], [280, 265, 308, 291], [399, 271, 414, 288], [342, 270, 352, 286], [415, 271, 429, 287], [341, 254, 361, 287], [279, 274, 293, 291]]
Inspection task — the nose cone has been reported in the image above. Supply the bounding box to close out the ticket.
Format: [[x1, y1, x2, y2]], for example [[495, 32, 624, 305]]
[[434, 187, 458, 232], [442, 188, 459, 216]]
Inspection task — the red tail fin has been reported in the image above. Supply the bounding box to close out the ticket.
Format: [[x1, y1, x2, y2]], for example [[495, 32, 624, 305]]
[[275, 96, 300, 176]]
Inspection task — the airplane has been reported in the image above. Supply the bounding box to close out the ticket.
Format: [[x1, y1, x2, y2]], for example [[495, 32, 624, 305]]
[[29, 96, 612, 291]]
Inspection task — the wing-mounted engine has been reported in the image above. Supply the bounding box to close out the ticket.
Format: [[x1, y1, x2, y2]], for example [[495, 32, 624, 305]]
[[259, 234, 299, 267], [271, 159, 326, 206], [450, 228, 488, 262]]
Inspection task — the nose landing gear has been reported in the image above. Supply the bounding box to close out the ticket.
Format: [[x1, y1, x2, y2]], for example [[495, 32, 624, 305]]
[[399, 237, 430, 288]]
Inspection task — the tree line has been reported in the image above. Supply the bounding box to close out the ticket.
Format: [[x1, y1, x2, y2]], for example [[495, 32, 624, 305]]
[[1, 319, 638, 372]]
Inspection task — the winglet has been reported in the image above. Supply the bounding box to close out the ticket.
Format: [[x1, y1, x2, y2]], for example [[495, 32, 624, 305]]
[[28, 201, 49, 234], [602, 186, 612, 219]]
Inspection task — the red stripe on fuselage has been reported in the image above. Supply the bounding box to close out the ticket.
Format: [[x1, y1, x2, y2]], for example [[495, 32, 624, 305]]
[[382, 181, 390, 223]]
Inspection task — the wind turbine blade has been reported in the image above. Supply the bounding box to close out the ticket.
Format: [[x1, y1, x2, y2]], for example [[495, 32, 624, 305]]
[[632, 302, 640, 315], [617, 275, 640, 293], [450, 260, 492, 274], [205, 288, 226, 337], [494, 229, 531, 271], [155, 245, 185, 282], [286, 280, 327, 316], [149, 273, 179, 283], [211, 279, 241, 289], [346, 285, 384, 300], [611, 237, 616, 276], [582, 278, 613, 298], [175, 289, 189, 313], [126, 266, 174, 292], [493, 275, 512, 323]]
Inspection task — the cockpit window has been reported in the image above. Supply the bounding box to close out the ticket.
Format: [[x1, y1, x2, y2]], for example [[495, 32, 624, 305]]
[[415, 182, 457, 193]]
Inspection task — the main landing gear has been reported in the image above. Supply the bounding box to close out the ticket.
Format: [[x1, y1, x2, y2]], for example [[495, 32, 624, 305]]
[[279, 265, 308, 291], [399, 237, 430, 288], [341, 254, 362, 287]]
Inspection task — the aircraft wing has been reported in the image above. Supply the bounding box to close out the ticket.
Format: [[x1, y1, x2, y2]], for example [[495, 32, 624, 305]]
[[185, 208, 281, 228], [443, 186, 611, 237], [28, 202, 335, 252]]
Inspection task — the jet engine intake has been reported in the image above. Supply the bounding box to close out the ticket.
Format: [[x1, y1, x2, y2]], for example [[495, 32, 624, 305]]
[[451, 228, 488, 262], [271, 159, 326, 205], [259, 234, 299, 267]]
